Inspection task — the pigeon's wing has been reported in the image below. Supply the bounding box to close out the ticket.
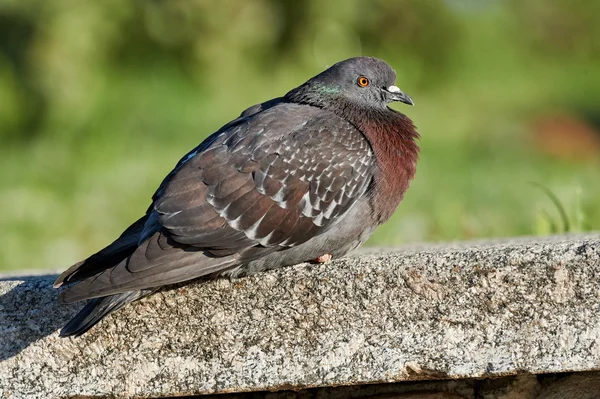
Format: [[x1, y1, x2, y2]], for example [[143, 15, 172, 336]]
[[157, 104, 375, 245], [59, 103, 375, 302], [56, 97, 285, 290]]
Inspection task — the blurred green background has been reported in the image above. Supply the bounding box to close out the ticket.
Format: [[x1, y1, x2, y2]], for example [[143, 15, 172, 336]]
[[1, 0, 599, 272]]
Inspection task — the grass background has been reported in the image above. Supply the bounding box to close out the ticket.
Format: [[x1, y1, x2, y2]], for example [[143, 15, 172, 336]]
[[1, 0, 599, 272]]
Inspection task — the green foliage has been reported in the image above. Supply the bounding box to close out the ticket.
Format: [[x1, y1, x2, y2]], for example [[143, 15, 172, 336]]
[[532, 183, 589, 235], [1, 0, 599, 271]]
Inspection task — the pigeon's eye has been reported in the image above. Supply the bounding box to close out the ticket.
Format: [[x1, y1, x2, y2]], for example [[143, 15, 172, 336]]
[[357, 76, 369, 87]]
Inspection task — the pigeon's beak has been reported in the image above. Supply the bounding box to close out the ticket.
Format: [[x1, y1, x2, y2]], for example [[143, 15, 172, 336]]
[[386, 85, 414, 106]]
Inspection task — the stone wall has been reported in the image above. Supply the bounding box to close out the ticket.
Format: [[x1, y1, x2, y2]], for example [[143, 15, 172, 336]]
[[1, 233, 599, 398]]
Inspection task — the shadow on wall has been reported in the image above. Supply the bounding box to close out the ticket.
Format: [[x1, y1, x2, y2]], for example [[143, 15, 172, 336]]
[[0, 275, 81, 361]]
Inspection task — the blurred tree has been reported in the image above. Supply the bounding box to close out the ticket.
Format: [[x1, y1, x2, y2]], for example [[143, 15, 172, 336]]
[[0, 9, 45, 140], [509, 0, 600, 60]]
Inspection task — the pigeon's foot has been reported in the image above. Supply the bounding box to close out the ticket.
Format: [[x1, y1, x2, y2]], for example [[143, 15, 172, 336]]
[[314, 253, 332, 263]]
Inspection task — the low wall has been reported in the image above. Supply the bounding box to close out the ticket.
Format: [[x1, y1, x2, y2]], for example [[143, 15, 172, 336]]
[[1, 233, 599, 398]]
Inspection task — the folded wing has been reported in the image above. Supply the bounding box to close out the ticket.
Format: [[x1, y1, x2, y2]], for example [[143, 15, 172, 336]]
[[59, 103, 375, 302]]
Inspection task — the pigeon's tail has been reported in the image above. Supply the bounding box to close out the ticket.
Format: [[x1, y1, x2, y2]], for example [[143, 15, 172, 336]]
[[60, 290, 153, 337]]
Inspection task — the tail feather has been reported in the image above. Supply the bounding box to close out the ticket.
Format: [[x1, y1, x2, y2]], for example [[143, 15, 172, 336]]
[[59, 290, 153, 337]]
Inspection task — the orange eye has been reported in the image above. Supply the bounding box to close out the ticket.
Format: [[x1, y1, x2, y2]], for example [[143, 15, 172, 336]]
[[357, 76, 369, 87]]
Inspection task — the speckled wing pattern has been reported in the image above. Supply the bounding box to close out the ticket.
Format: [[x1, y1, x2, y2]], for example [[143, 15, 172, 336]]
[[60, 103, 374, 302], [156, 104, 374, 249]]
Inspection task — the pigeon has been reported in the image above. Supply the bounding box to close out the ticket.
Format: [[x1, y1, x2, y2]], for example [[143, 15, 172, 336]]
[[55, 56, 419, 337]]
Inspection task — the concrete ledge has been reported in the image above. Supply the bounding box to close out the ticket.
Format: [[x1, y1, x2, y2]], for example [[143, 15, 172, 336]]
[[1, 233, 600, 398]]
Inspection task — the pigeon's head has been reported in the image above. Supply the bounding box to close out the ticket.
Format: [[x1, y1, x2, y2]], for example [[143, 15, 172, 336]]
[[286, 57, 413, 110]]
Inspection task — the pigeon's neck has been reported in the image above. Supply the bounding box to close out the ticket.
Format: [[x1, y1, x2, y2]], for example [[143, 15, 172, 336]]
[[285, 83, 340, 107], [351, 107, 420, 223]]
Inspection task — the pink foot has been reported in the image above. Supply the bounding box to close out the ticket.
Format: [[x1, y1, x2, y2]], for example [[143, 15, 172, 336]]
[[314, 253, 332, 263]]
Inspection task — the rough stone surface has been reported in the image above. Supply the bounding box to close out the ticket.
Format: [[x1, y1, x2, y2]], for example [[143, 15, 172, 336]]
[[1, 233, 600, 399]]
